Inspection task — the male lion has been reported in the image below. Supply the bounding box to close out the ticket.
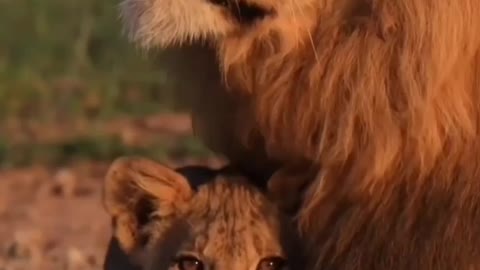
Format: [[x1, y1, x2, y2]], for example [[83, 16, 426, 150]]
[[118, 0, 480, 269], [102, 157, 301, 270]]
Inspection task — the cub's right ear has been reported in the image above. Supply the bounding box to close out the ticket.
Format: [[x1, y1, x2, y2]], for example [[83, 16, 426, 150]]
[[102, 156, 193, 260]]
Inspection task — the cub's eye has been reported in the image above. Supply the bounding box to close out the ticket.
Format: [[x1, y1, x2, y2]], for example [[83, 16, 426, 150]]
[[173, 255, 204, 270], [257, 256, 287, 270]]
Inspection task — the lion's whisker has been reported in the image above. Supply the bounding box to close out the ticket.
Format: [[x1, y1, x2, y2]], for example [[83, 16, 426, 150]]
[[289, 0, 318, 63]]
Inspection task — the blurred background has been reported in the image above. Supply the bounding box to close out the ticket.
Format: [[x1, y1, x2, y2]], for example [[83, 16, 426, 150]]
[[0, 1, 224, 269]]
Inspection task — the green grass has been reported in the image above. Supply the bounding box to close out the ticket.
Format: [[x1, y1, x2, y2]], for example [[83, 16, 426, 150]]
[[0, 135, 214, 168], [0, 0, 185, 122], [0, 0, 213, 166]]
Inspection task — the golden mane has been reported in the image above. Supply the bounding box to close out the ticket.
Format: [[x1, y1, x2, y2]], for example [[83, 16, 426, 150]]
[[118, 0, 480, 268], [220, 1, 480, 179]]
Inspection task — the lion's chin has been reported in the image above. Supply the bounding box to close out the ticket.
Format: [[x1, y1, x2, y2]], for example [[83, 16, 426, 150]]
[[120, 0, 233, 49]]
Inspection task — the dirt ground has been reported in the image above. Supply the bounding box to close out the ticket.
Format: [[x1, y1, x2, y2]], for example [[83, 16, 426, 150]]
[[0, 158, 225, 270], [0, 114, 226, 270]]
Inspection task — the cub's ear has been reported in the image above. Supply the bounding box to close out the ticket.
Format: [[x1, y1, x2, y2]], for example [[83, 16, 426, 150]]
[[102, 156, 193, 258]]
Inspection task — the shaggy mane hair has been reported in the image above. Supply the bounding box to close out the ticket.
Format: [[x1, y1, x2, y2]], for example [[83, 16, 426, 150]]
[[118, 0, 480, 269]]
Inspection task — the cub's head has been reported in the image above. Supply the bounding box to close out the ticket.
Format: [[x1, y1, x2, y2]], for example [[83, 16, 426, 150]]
[[120, 0, 318, 49], [102, 157, 301, 270]]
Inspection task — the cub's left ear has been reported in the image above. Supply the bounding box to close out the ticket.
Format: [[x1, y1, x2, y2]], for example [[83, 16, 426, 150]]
[[102, 156, 193, 259]]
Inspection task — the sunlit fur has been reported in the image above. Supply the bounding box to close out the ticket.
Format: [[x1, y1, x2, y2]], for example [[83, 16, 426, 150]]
[[120, 0, 231, 47], [102, 157, 301, 270], [121, 0, 480, 269]]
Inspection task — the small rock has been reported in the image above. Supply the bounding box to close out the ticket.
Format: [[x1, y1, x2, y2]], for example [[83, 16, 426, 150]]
[[4, 229, 46, 268], [52, 169, 77, 198], [65, 247, 95, 270]]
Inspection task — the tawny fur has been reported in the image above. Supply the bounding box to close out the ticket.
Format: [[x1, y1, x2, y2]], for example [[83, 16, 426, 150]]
[[102, 157, 300, 270], [119, 0, 480, 269]]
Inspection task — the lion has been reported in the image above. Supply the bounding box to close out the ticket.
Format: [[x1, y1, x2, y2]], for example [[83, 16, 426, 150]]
[[117, 0, 480, 269], [102, 157, 302, 270]]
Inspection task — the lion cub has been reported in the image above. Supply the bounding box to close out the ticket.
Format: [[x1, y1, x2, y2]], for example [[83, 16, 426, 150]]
[[102, 157, 301, 270]]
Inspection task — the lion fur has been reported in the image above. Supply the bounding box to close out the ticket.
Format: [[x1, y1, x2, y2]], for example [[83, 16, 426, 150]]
[[119, 0, 480, 269]]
